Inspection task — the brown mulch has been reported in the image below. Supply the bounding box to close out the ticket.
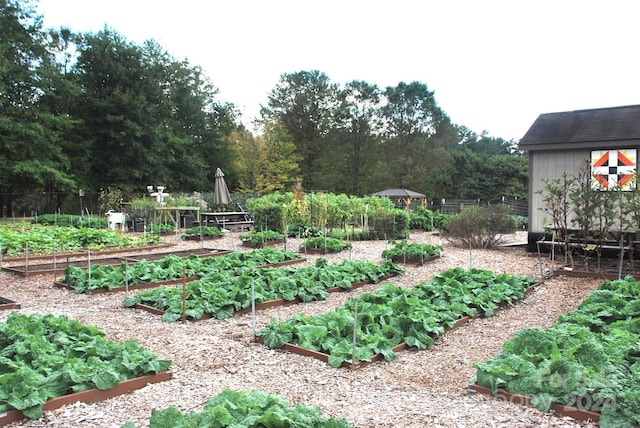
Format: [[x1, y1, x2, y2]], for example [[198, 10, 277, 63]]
[[0, 231, 602, 428]]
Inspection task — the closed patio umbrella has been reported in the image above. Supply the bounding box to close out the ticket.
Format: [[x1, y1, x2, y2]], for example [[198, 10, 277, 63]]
[[213, 168, 231, 206]]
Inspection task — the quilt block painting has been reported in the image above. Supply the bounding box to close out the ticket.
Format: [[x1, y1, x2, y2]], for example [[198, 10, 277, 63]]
[[591, 149, 637, 191]]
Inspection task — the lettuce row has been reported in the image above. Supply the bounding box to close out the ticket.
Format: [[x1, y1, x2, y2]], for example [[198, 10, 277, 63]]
[[259, 267, 536, 367], [62, 248, 303, 292], [0, 313, 171, 420], [474, 275, 640, 427], [122, 389, 353, 428], [124, 259, 403, 322]]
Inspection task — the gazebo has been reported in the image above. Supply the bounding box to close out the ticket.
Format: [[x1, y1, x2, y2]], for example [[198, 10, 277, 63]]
[[371, 188, 427, 211]]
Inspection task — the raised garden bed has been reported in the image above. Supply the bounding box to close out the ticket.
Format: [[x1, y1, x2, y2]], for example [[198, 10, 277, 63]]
[[4, 248, 229, 277], [0, 371, 172, 427], [264, 284, 540, 370], [56, 249, 305, 295], [257, 315, 472, 370], [472, 275, 640, 427], [182, 234, 223, 241], [257, 268, 540, 369], [0, 296, 20, 310], [235, 274, 397, 316], [241, 239, 284, 248], [2, 256, 128, 278], [0, 313, 172, 424], [134, 273, 400, 321], [120, 248, 232, 262], [126, 260, 403, 322], [467, 384, 600, 425], [0, 242, 174, 264], [299, 237, 352, 254], [391, 254, 440, 266], [52, 258, 305, 295], [53, 276, 201, 294]]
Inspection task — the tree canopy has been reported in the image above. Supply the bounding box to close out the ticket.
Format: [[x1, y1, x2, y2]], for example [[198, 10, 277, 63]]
[[1, 0, 527, 214]]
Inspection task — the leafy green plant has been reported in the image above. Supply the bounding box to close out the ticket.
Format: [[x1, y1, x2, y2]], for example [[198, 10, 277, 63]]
[[259, 267, 536, 367], [31, 214, 107, 229], [123, 259, 403, 322], [0, 313, 171, 420], [381, 240, 442, 261], [136, 389, 353, 427], [301, 236, 352, 252], [474, 275, 640, 426], [147, 223, 175, 234], [181, 226, 223, 239], [239, 230, 285, 247], [61, 249, 303, 293], [0, 224, 158, 256]]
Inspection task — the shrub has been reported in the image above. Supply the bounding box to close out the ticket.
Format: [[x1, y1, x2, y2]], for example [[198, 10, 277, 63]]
[[444, 205, 516, 249], [409, 207, 449, 231]]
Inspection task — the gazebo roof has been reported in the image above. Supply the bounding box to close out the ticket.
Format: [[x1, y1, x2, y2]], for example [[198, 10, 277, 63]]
[[371, 188, 426, 198]]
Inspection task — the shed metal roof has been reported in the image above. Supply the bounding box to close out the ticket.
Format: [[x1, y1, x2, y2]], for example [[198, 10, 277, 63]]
[[519, 104, 640, 150]]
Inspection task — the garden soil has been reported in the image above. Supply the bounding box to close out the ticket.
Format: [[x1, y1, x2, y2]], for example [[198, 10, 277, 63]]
[[0, 230, 601, 428]]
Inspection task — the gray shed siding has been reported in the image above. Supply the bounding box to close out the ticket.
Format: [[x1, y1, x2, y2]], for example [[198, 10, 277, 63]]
[[528, 149, 589, 239]]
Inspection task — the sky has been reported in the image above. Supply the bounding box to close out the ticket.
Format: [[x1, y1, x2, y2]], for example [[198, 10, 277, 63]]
[[36, 0, 640, 141]]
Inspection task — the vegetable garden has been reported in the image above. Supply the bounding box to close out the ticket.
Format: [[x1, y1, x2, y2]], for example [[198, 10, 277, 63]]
[[1, 209, 633, 427]]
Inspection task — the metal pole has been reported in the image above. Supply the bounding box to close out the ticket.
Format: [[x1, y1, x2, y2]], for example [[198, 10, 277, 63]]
[[251, 280, 256, 342], [181, 265, 187, 322], [24, 243, 28, 277], [352, 299, 358, 370]]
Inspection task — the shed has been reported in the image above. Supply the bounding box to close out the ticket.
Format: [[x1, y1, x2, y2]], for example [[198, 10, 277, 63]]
[[519, 104, 640, 250], [371, 188, 427, 211]]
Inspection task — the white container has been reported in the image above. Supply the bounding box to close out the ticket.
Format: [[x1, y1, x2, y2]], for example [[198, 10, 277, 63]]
[[106, 210, 125, 231]]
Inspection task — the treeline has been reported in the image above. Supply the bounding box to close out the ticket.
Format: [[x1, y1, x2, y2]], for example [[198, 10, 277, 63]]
[[1, 0, 527, 215]]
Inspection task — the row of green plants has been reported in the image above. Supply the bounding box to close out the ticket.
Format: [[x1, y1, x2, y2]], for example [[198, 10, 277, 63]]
[[181, 226, 224, 240], [0, 313, 171, 420], [123, 258, 403, 322], [246, 191, 412, 240], [300, 236, 352, 252], [60, 249, 303, 293], [32, 213, 108, 229], [473, 275, 640, 427], [0, 224, 161, 256], [258, 267, 537, 368], [122, 389, 352, 428], [239, 230, 285, 246], [381, 240, 443, 261]]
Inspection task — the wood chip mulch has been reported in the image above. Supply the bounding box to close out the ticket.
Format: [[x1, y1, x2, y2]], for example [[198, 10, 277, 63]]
[[0, 231, 602, 428]]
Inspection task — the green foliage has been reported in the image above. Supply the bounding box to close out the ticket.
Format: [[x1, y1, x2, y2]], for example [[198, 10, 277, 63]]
[[123, 259, 403, 322], [0, 224, 155, 256], [408, 206, 447, 231], [98, 187, 124, 214], [239, 230, 285, 247], [32, 214, 107, 229], [301, 237, 352, 252], [367, 207, 410, 240], [146, 389, 353, 427], [381, 240, 443, 261], [0, 313, 171, 419], [182, 226, 223, 239], [258, 267, 535, 367], [443, 204, 516, 249], [62, 249, 303, 292], [246, 192, 291, 232], [474, 275, 640, 424]]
